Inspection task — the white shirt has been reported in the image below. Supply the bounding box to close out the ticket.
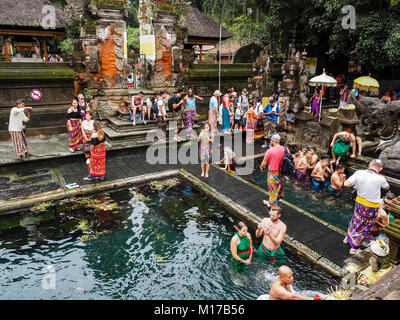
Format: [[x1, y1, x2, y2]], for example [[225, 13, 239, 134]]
[[146, 98, 152, 108], [82, 119, 94, 131], [346, 169, 389, 203], [254, 103, 263, 116], [157, 99, 165, 117], [9, 107, 29, 131]]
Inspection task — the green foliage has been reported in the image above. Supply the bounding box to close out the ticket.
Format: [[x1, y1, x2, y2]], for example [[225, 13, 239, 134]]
[[58, 37, 74, 55], [127, 0, 139, 28], [127, 27, 140, 52], [227, 15, 259, 46]]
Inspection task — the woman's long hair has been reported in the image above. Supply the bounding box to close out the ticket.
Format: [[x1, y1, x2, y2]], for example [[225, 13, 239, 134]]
[[94, 120, 104, 141]]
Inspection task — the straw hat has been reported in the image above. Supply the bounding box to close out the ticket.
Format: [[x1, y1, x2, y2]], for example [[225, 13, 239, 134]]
[[214, 90, 222, 97]]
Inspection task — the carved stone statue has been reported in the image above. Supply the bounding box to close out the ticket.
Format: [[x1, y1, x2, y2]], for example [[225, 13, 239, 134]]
[[352, 93, 400, 172]]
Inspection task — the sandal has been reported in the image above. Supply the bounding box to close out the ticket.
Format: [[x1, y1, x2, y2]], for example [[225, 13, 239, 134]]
[[83, 177, 91, 181]]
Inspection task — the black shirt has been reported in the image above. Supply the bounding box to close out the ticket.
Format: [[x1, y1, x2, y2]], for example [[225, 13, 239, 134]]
[[90, 136, 106, 146], [67, 109, 81, 120], [169, 95, 182, 112]]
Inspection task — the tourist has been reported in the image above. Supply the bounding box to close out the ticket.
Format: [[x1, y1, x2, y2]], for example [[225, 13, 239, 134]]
[[181, 88, 203, 138], [349, 130, 363, 158], [308, 147, 319, 170], [230, 94, 236, 131], [208, 90, 221, 134], [339, 85, 350, 108], [295, 148, 311, 184], [156, 91, 168, 141], [311, 154, 332, 192], [255, 205, 287, 264], [245, 103, 257, 144], [83, 120, 106, 181], [330, 131, 355, 164], [127, 74, 134, 88], [328, 164, 346, 197], [198, 122, 214, 178], [67, 98, 83, 153], [343, 159, 390, 254], [262, 98, 281, 148], [146, 95, 155, 120], [168, 87, 186, 141], [269, 266, 314, 300], [254, 97, 265, 140], [221, 89, 232, 133], [260, 134, 286, 207], [81, 112, 94, 164], [234, 103, 243, 132], [237, 89, 249, 124], [9, 99, 32, 160], [220, 144, 236, 173], [310, 89, 320, 118], [230, 221, 252, 274], [131, 91, 145, 126], [77, 94, 89, 120]]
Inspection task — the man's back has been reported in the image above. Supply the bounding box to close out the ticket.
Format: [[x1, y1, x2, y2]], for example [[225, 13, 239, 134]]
[[263, 145, 285, 171]]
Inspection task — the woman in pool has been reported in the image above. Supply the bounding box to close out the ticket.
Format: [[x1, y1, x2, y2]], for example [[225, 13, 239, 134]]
[[198, 122, 214, 178], [230, 221, 252, 274], [84, 121, 106, 181]]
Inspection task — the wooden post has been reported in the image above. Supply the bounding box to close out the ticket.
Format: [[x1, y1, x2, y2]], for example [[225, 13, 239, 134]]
[[41, 38, 48, 62], [3, 36, 10, 62], [199, 45, 203, 64]]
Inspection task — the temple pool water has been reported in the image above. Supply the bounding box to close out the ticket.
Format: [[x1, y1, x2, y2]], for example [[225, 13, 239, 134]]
[[244, 158, 355, 231], [0, 178, 339, 300]]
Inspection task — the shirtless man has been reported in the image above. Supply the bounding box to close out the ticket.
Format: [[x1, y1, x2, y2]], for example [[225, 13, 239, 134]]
[[328, 164, 346, 197], [308, 147, 319, 170], [292, 146, 301, 169], [370, 194, 396, 239], [255, 205, 287, 263], [295, 149, 311, 184], [269, 266, 314, 300], [311, 154, 333, 192]]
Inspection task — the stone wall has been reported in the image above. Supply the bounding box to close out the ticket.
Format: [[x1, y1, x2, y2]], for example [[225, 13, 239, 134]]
[[138, 0, 188, 90]]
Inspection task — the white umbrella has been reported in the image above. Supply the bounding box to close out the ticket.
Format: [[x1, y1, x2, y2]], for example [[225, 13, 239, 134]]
[[309, 68, 337, 122]]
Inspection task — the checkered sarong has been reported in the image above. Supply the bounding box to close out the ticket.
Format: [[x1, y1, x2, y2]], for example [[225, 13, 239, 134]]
[[10, 130, 28, 157]]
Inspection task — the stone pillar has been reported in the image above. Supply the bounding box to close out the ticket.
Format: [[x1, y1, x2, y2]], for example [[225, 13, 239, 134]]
[[138, 0, 188, 91], [68, 0, 129, 117]]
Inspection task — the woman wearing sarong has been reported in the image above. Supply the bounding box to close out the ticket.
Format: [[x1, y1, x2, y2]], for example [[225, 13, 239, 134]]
[[254, 99, 264, 140], [310, 89, 320, 118], [81, 112, 94, 162], [230, 221, 252, 274], [198, 122, 214, 178], [84, 121, 106, 181], [208, 90, 221, 133], [67, 98, 83, 153], [181, 88, 203, 138], [246, 105, 257, 144], [221, 91, 232, 133], [330, 131, 355, 164]]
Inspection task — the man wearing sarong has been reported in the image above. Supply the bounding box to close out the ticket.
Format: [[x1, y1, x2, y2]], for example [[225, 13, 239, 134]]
[[269, 266, 314, 300], [181, 88, 203, 139], [9, 99, 32, 160], [343, 159, 390, 255], [311, 154, 333, 192], [295, 149, 311, 184], [168, 87, 185, 141], [260, 134, 285, 208], [230, 221, 252, 274], [208, 90, 221, 134], [255, 205, 287, 264]]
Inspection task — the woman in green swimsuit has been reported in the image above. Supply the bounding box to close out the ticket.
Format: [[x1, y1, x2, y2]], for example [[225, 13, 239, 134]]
[[230, 221, 253, 274], [330, 131, 355, 164]]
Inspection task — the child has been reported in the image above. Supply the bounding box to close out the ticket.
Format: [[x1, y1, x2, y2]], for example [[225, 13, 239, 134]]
[[234, 104, 243, 131], [198, 122, 214, 178]]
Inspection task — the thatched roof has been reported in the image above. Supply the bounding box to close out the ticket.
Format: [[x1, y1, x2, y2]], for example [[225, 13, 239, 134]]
[[187, 7, 232, 40], [0, 0, 66, 29]]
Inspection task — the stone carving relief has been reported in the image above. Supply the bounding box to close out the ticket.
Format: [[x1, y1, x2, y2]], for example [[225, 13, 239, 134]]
[[303, 121, 322, 145]]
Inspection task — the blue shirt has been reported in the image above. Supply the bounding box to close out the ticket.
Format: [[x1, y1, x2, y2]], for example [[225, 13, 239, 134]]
[[185, 97, 196, 111], [264, 103, 280, 122], [209, 96, 218, 110]]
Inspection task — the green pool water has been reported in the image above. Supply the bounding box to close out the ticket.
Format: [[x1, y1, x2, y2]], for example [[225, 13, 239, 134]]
[[0, 179, 339, 300], [244, 158, 355, 231]]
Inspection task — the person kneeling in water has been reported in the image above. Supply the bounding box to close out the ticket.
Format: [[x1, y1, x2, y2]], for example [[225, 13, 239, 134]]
[[269, 266, 314, 300], [255, 205, 287, 264], [311, 154, 333, 192], [328, 164, 346, 197]]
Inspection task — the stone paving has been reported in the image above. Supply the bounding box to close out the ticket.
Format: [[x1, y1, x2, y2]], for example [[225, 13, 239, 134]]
[[0, 136, 353, 273]]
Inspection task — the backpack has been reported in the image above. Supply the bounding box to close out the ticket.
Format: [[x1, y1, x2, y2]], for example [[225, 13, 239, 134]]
[[152, 99, 161, 115], [280, 147, 295, 177]]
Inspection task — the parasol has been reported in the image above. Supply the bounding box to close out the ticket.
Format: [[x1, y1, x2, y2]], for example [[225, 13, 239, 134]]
[[309, 69, 337, 122], [353, 74, 379, 92]]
